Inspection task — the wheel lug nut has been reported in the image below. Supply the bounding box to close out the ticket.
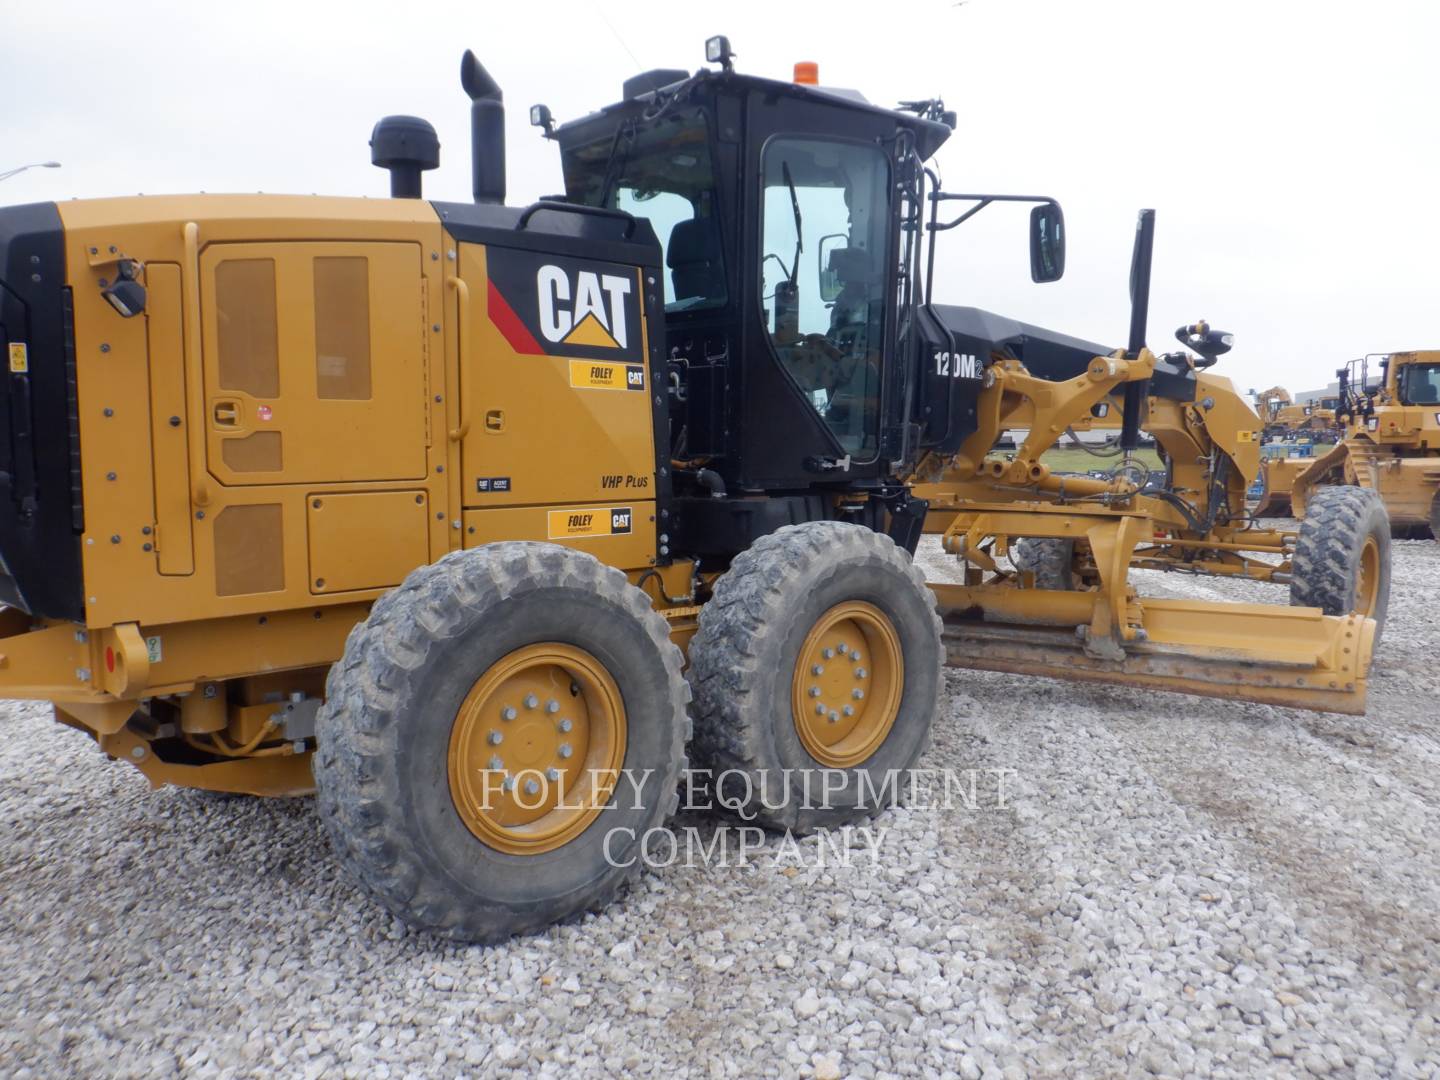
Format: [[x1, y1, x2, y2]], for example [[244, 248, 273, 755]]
[[808, 686, 821, 698], [546, 767, 561, 781], [822, 648, 834, 660], [828, 710, 839, 723], [836, 643, 849, 656], [815, 702, 826, 715], [558, 743, 573, 759], [524, 779, 540, 796], [811, 664, 825, 676], [502, 777, 516, 792], [524, 693, 539, 709], [489, 755, 503, 770], [843, 705, 855, 717], [559, 718, 573, 733], [488, 731, 503, 745], [545, 699, 560, 714], [501, 706, 517, 721], [853, 689, 865, 700], [855, 667, 868, 679], [851, 651, 862, 663]]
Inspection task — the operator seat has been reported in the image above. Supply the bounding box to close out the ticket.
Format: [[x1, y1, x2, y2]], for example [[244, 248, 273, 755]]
[[666, 216, 725, 308]]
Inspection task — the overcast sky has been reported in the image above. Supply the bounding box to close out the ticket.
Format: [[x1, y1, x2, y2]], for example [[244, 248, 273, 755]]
[[3, 0, 1434, 394]]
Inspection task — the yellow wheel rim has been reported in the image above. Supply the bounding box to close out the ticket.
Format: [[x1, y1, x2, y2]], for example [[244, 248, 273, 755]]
[[448, 643, 625, 856], [791, 602, 903, 769], [1356, 536, 1380, 617]]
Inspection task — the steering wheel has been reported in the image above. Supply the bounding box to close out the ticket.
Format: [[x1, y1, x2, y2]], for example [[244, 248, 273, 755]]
[[785, 333, 850, 392]]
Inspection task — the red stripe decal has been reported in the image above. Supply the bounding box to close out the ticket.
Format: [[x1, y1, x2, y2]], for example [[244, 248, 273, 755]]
[[486, 279, 545, 355]]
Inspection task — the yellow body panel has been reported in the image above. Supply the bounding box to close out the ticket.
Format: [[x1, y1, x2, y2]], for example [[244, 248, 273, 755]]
[[454, 243, 656, 510], [10, 194, 664, 740], [58, 196, 453, 631]]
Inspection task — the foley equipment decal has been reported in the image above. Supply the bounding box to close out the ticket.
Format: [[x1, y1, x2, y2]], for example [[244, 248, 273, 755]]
[[547, 506, 634, 540], [487, 248, 642, 363], [568, 359, 645, 392]]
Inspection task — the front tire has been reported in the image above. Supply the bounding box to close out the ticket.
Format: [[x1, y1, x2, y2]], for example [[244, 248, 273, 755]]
[[1290, 486, 1391, 645], [313, 543, 689, 942], [687, 522, 942, 832]]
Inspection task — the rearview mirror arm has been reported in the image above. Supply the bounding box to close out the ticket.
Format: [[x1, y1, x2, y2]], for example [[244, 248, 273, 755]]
[[923, 190, 1062, 298]]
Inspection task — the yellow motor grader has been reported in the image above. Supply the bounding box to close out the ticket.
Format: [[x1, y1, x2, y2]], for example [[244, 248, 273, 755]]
[[1289, 352, 1440, 538], [0, 40, 1382, 940]]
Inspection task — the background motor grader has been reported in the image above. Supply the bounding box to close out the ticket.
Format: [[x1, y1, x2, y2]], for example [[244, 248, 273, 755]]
[[1288, 352, 1440, 539], [0, 39, 1379, 941]]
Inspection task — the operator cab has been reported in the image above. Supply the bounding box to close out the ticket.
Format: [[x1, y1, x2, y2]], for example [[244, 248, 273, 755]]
[[551, 47, 952, 504]]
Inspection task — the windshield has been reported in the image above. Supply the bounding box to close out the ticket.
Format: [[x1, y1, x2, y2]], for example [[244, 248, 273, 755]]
[[1398, 362, 1440, 405], [562, 109, 727, 313]]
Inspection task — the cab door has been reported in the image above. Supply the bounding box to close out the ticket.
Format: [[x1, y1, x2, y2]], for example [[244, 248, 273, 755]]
[[199, 241, 427, 485]]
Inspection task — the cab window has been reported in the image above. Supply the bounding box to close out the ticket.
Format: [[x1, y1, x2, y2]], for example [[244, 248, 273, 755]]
[[563, 109, 727, 313], [760, 137, 890, 456], [1398, 363, 1440, 406]]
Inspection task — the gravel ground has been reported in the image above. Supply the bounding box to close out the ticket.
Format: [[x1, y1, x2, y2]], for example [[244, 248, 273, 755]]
[[2, 533, 1438, 1079]]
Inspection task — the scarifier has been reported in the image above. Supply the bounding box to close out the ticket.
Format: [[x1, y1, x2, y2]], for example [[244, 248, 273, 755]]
[[0, 40, 1382, 940]]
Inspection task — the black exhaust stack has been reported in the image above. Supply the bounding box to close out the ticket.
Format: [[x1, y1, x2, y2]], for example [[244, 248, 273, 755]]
[[462, 50, 505, 204], [370, 116, 439, 198]]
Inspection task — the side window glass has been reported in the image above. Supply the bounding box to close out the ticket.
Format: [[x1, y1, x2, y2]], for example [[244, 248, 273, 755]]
[[616, 190, 706, 308], [566, 109, 727, 314], [760, 138, 890, 456]]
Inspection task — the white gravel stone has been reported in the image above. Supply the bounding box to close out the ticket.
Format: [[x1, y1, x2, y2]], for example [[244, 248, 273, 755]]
[[0, 535, 1437, 1077]]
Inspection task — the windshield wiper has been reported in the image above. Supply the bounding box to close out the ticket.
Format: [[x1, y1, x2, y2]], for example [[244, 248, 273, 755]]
[[596, 120, 638, 207], [782, 161, 803, 280]]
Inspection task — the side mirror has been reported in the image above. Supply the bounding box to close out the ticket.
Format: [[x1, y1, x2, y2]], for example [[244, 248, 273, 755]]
[[817, 233, 846, 303], [1029, 201, 1065, 283]]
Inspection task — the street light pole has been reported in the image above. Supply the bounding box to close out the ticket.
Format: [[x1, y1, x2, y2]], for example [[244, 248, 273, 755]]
[[0, 161, 62, 182]]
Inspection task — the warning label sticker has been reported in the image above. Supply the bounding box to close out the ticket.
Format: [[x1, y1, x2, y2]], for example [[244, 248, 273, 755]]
[[568, 359, 645, 392], [8, 343, 28, 374], [547, 506, 633, 540]]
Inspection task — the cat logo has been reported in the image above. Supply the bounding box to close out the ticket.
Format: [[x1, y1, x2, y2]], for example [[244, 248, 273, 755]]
[[537, 266, 632, 350], [547, 505, 634, 539], [486, 249, 644, 363]]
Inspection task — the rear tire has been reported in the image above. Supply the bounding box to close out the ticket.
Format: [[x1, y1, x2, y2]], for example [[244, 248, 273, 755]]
[[1011, 538, 1077, 590], [687, 522, 942, 832], [1427, 488, 1440, 541], [313, 542, 689, 942], [1290, 486, 1391, 646]]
